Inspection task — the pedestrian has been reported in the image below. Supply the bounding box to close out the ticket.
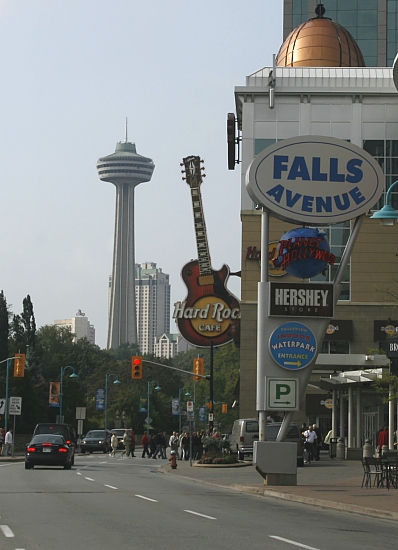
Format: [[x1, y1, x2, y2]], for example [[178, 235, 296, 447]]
[[149, 434, 156, 458], [121, 429, 131, 457], [182, 431, 190, 460], [169, 432, 179, 455], [4, 429, 12, 456], [378, 426, 389, 455], [141, 432, 151, 458], [152, 430, 165, 459], [0, 428, 4, 455], [130, 429, 136, 457], [161, 431, 168, 459], [303, 425, 317, 464], [110, 431, 118, 457], [312, 424, 322, 461]]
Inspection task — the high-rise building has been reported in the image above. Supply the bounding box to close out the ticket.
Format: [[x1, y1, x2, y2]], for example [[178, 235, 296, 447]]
[[97, 140, 155, 349], [54, 310, 95, 344], [135, 262, 171, 355], [283, 0, 398, 67]]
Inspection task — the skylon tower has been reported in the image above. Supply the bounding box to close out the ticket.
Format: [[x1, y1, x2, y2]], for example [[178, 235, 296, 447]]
[[97, 138, 155, 349]]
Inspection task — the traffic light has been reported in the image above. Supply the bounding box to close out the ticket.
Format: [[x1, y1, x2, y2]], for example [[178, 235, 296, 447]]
[[14, 354, 26, 377], [131, 356, 143, 379], [222, 403, 228, 414], [193, 358, 205, 381]]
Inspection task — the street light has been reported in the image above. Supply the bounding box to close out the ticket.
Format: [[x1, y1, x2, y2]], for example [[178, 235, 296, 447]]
[[59, 366, 78, 423], [370, 180, 398, 226], [105, 374, 121, 430], [179, 387, 191, 435], [147, 381, 161, 435]]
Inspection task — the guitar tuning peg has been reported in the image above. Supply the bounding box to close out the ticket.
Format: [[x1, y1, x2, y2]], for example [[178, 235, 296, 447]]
[[202, 174, 206, 178], [181, 170, 185, 174], [201, 166, 205, 171], [182, 177, 186, 181], [200, 159, 204, 163], [180, 163, 184, 167]]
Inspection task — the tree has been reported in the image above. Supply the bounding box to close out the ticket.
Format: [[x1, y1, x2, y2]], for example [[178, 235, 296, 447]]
[[0, 290, 9, 362]]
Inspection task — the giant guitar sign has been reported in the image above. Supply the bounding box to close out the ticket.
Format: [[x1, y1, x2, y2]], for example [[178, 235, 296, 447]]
[[173, 155, 240, 348]]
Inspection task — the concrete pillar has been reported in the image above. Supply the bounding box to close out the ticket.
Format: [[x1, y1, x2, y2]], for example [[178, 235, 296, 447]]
[[339, 390, 345, 439], [389, 385, 395, 450], [356, 387, 362, 448], [348, 386, 353, 448], [332, 389, 337, 437]]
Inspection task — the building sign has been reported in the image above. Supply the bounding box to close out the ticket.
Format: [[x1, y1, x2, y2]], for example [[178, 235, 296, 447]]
[[374, 320, 398, 341], [246, 242, 287, 277], [324, 320, 353, 341], [96, 388, 105, 411], [246, 136, 385, 225], [269, 282, 333, 318], [266, 378, 299, 411], [269, 322, 317, 370], [49, 382, 60, 407], [387, 336, 398, 358]]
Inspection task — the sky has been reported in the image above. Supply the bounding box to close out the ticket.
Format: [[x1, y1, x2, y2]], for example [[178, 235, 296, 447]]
[[0, 0, 284, 349]]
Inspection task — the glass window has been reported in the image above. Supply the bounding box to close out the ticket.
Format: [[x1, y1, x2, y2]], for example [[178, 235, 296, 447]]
[[254, 139, 275, 156], [321, 341, 350, 354]]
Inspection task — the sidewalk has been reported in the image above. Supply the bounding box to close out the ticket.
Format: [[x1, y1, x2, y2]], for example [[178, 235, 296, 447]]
[[158, 453, 398, 521]]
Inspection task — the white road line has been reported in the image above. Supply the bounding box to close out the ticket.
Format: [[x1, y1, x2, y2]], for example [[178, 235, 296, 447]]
[[76, 472, 82, 475], [104, 484, 118, 490], [135, 494, 158, 502], [269, 536, 321, 550], [0, 525, 14, 537], [184, 510, 216, 520], [84, 477, 95, 481]]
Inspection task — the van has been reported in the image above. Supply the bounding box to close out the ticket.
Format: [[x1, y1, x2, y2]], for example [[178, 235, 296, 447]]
[[230, 418, 304, 466], [32, 423, 76, 465]]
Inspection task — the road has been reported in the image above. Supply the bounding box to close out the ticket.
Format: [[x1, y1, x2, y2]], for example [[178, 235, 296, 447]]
[[0, 454, 397, 549]]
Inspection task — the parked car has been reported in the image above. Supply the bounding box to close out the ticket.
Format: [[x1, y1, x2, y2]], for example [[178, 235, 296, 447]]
[[229, 418, 304, 466], [80, 430, 112, 453], [25, 434, 73, 470], [33, 423, 76, 465]]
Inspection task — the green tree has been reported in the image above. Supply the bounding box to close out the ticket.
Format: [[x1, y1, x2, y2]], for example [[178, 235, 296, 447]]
[[0, 290, 10, 362]]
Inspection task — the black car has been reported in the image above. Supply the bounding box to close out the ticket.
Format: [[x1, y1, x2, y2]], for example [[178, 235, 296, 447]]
[[80, 430, 111, 453], [25, 434, 73, 470], [33, 423, 76, 465]]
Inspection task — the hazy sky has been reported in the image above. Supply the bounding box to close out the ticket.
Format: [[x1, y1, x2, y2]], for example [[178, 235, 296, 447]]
[[1, 1, 284, 348]]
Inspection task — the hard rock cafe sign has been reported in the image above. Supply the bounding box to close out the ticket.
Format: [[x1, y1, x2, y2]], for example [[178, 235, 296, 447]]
[[174, 155, 240, 348]]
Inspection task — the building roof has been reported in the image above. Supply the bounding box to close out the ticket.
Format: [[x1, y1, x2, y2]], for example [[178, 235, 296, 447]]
[[276, 6, 365, 68]]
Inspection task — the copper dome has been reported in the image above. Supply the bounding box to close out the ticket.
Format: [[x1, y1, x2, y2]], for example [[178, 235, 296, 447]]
[[276, 16, 365, 68]]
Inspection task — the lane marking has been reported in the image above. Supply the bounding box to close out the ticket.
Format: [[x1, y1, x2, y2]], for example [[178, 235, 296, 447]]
[[135, 495, 158, 502], [76, 472, 82, 475], [0, 525, 14, 537], [104, 484, 118, 490], [184, 510, 216, 520], [269, 536, 320, 550], [84, 477, 95, 481]]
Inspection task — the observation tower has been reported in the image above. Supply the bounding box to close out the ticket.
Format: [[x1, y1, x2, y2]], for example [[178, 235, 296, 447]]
[[97, 139, 155, 349]]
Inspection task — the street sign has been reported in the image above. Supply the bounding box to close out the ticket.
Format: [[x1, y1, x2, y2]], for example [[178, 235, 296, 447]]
[[269, 282, 334, 318], [187, 401, 194, 412], [269, 322, 317, 370], [266, 379, 298, 411], [76, 407, 86, 420], [9, 396, 22, 415], [0, 398, 5, 415]]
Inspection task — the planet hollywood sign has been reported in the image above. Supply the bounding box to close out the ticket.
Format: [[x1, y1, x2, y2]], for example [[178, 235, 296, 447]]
[[246, 136, 385, 225]]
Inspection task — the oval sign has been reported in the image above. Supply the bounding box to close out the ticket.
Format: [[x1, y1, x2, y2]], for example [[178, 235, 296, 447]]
[[269, 321, 317, 370], [246, 136, 385, 225]]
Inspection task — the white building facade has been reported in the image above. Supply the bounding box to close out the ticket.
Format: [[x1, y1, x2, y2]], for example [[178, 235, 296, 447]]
[[135, 262, 171, 355], [54, 311, 95, 344]]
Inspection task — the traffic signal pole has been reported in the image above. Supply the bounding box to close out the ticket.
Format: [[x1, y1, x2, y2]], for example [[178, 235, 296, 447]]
[[208, 341, 214, 435]]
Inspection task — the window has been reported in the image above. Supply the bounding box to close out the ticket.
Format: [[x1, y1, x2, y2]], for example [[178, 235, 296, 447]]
[[363, 140, 398, 210]]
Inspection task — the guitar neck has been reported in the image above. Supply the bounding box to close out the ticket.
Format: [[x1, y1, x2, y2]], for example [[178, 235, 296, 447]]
[[190, 185, 213, 281]]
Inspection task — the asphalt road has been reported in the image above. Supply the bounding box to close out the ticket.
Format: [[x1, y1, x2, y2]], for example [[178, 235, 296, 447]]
[[1, 454, 397, 550]]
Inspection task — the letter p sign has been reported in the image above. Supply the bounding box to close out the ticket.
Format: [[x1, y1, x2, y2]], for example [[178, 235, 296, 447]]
[[267, 378, 298, 410]]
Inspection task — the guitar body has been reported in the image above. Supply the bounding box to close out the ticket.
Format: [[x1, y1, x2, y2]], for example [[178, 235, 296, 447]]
[[177, 260, 240, 347]]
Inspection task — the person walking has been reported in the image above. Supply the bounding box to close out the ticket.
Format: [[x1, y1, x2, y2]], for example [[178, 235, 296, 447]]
[[121, 429, 131, 457], [169, 432, 179, 455], [141, 432, 150, 458], [130, 429, 136, 457], [149, 434, 157, 458], [4, 429, 12, 456], [303, 425, 317, 464], [110, 432, 118, 457], [152, 431, 165, 459]]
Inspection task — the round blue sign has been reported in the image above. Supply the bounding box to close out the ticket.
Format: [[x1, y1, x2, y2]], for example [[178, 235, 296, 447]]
[[269, 322, 317, 370]]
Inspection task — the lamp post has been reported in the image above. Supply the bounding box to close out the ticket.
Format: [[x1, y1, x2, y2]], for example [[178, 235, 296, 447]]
[[370, 180, 398, 225], [59, 366, 78, 423], [105, 374, 121, 430], [147, 381, 161, 435], [178, 387, 191, 435], [0, 357, 16, 431]]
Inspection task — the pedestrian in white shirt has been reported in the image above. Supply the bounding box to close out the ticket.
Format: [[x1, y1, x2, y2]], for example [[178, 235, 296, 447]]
[[303, 425, 317, 464], [4, 429, 13, 456]]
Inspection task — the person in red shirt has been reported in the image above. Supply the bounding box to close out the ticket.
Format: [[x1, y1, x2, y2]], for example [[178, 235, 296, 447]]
[[141, 433, 150, 458], [378, 426, 389, 455]]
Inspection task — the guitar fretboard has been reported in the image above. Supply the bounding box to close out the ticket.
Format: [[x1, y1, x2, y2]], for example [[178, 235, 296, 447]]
[[190, 186, 212, 277]]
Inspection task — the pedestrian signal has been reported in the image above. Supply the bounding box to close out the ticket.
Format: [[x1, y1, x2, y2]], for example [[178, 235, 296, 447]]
[[193, 357, 204, 381], [222, 403, 228, 414], [132, 356, 143, 379], [14, 354, 26, 377]]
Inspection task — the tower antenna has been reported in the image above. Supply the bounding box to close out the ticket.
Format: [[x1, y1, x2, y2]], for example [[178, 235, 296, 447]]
[[125, 117, 128, 143]]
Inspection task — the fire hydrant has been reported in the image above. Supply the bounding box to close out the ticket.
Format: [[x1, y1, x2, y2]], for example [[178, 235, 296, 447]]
[[169, 450, 177, 469]]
